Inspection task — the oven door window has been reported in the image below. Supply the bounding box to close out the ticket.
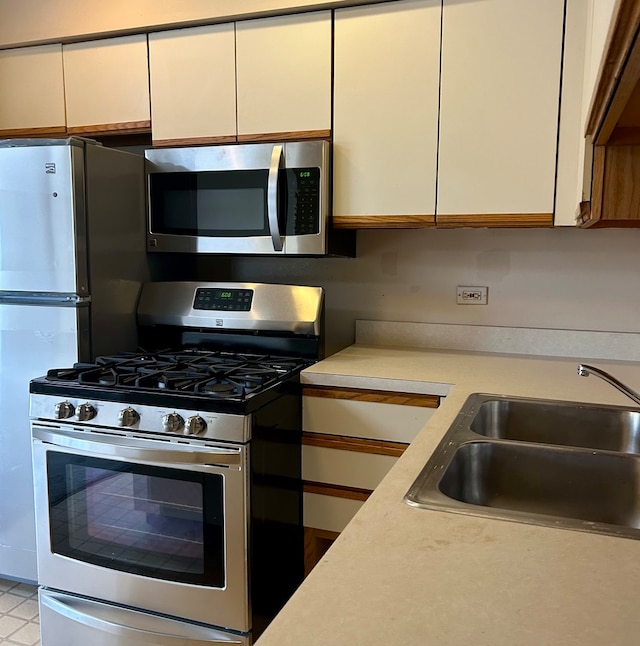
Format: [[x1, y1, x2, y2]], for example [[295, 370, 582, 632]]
[[46, 453, 225, 587], [149, 170, 272, 237]]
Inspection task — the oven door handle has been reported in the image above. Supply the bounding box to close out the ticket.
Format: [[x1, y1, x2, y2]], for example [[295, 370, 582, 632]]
[[32, 426, 242, 467], [40, 590, 247, 644], [267, 143, 284, 252]]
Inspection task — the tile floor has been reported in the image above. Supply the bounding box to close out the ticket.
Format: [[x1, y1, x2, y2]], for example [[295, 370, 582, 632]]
[[0, 579, 39, 646]]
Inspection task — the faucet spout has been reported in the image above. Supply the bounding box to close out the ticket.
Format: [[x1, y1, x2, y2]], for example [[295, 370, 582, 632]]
[[577, 364, 640, 407]]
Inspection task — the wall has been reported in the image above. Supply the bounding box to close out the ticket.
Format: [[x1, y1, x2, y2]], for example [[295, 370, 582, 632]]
[[159, 227, 640, 356], [0, 0, 385, 47]]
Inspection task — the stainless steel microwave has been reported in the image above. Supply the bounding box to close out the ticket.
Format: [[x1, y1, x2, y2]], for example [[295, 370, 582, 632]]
[[145, 140, 354, 256]]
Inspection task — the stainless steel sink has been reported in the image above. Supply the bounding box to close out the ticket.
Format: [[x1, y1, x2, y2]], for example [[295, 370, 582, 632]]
[[470, 398, 640, 453], [404, 393, 640, 539]]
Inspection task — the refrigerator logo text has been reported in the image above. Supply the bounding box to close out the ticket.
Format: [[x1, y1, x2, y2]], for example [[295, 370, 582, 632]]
[[45, 163, 56, 174]]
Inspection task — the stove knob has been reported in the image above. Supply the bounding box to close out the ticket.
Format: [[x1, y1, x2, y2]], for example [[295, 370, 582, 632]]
[[163, 413, 185, 434], [185, 416, 207, 436], [118, 407, 140, 427], [76, 403, 97, 422], [55, 401, 75, 420]]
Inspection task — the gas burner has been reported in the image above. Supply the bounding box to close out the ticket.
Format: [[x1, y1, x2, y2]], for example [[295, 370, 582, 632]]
[[197, 381, 243, 397]]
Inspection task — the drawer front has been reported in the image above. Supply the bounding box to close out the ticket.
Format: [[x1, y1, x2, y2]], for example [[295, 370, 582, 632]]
[[303, 444, 398, 491], [303, 396, 436, 443], [303, 491, 365, 534]]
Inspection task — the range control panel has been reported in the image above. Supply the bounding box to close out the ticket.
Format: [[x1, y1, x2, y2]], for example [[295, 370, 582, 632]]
[[194, 288, 254, 311]]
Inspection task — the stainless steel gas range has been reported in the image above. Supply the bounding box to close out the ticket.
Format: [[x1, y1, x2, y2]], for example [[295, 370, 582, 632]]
[[29, 281, 324, 646]]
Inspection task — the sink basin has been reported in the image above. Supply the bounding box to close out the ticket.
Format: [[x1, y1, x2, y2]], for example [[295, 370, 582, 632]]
[[404, 394, 640, 539], [470, 398, 640, 454]]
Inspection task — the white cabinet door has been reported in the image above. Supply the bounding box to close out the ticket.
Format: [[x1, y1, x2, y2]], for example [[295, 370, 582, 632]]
[[236, 11, 332, 140], [63, 34, 150, 134], [333, 0, 441, 224], [0, 44, 66, 136], [149, 24, 237, 146], [437, 0, 564, 224]]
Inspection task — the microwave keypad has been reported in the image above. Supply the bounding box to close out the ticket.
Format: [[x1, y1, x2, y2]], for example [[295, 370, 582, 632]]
[[194, 288, 254, 311], [286, 168, 320, 236]]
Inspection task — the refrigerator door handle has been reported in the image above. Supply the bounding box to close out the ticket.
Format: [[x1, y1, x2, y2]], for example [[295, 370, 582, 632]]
[[0, 292, 89, 306]]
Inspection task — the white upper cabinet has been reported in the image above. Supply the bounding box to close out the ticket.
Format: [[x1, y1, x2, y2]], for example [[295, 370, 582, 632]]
[[0, 44, 66, 136], [149, 24, 237, 145], [333, 0, 441, 223], [235, 11, 332, 140], [63, 34, 150, 134], [437, 0, 565, 225]]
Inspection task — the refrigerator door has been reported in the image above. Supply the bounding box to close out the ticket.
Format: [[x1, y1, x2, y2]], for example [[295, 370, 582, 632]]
[[0, 141, 88, 295], [0, 301, 86, 582]]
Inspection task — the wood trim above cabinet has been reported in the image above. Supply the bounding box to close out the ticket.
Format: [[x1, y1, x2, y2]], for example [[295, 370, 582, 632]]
[[237, 129, 331, 143], [586, 0, 640, 144], [582, 144, 640, 227], [302, 385, 440, 408], [303, 481, 371, 502], [67, 120, 151, 136], [302, 432, 407, 458], [152, 135, 237, 147], [436, 213, 554, 228], [0, 126, 67, 138], [332, 215, 436, 229]]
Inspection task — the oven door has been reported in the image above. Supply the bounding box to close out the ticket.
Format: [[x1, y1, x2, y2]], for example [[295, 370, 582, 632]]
[[32, 424, 251, 633]]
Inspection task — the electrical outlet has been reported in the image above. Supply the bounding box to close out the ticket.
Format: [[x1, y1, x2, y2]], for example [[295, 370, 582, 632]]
[[456, 286, 488, 305]]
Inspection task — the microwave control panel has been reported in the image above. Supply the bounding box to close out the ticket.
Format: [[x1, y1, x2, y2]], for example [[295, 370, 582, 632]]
[[286, 168, 320, 236], [193, 288, 254, 311]]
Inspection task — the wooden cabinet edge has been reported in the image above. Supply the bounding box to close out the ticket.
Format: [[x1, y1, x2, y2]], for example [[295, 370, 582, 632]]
[[67, 121, 151, 136], [0, 126, 67, 138], [436, 213, 554, 228], [237, 129, 331, 143], [333, 214, 554, 229], [304, 527, 339, 577], [302, 432, 407, 458], [152, 135, 237, 147], [586, 0, 640, 144], [303, 481, 371, 502], [332, 215, 436, 229], [302, 385, 440, 408]]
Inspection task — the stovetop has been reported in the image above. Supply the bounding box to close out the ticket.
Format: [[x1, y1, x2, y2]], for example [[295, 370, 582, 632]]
[[30, 348, 313, 414]]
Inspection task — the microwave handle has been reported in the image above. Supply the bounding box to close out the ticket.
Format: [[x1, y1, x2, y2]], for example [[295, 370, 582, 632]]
[[267, 144, 284, 252]]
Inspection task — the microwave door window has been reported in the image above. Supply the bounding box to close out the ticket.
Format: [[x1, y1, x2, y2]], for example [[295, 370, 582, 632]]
[[150, 170, 269, 237]]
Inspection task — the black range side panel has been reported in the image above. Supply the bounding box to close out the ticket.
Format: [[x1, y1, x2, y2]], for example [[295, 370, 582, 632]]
[[250, 384, 303, 639]]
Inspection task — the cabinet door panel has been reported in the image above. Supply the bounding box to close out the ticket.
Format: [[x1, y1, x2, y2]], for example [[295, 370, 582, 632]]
[[303, 396, 435, 444], [303, 492, 365, 534], [149, 24, 236, 145], [63, 34, 150, 132], [437, 0, 564, 219], [303, 445, 398, 491], [333, 0, 440, 221], [0, 44, 65, 135], [236, 11, 331, 139]]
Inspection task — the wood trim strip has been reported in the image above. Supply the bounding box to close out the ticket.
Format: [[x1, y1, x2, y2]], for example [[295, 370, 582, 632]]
[[152, 135, 237, 147], [302, 432, 407, 457], [436, 213, 554, 228], [302, 385, 439, 408], [237, 129, 331, 143], [606, 126, 640, 145], [332, 215, 436, 229], [67, 121, 151, 136], [304, 527, 340, 542], [303, 481, 371, 502], [586, 0, 640, 141], [0, 126, 67, 138], [586, 145, 607, 226]]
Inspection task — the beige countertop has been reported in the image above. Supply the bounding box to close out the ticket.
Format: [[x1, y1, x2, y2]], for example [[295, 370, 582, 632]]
[[256, 344, 640, 646]]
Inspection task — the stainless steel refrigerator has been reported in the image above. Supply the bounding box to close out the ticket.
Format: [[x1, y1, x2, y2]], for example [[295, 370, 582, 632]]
[[0, 137, 148, 582]]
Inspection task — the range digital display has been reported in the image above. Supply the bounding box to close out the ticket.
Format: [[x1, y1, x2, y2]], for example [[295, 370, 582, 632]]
[[194, 288, 254, 311]]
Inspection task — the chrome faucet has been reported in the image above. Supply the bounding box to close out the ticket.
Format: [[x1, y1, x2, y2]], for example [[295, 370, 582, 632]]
[[577, 364, 640, 407]]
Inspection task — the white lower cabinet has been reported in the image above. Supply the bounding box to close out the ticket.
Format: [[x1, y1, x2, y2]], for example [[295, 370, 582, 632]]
[[301, 384, 440, 574]]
